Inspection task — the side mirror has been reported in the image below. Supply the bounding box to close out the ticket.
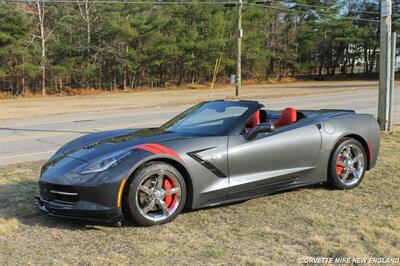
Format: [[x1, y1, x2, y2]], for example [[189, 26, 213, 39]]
[[246, 123, 275, 140]]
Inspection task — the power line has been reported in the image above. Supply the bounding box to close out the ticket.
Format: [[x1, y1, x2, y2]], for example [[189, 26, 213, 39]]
[[257, 0, 380, 15], [4, 0, 380, 23], [248, 2, 380, 23], [4, 0, 238, 4], [1, 0, 382, 16]]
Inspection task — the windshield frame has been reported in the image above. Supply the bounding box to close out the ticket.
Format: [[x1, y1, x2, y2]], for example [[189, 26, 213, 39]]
[[160, 100, 263, 136]]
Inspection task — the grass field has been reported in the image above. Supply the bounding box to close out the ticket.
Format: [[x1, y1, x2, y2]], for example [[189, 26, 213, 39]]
[[0, 131, 399, 265]]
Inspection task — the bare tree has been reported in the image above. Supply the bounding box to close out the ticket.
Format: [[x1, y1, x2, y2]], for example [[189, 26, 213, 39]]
[[31, 1, 68, 95], [36, 0, 46, 95], [77, 0, 100, 52]]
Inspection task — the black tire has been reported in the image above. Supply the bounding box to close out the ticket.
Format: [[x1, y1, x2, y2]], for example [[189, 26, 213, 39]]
[[124, 161, 187, 226], [327, 138, 367, 190]]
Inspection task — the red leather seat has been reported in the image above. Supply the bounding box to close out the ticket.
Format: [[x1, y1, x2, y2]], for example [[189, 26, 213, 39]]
[[274, 107, 297, 128], [245, 111, 260, 132]]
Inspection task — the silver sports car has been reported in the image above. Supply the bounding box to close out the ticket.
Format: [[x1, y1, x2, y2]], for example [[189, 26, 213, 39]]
[[37, 100, 380, 226]]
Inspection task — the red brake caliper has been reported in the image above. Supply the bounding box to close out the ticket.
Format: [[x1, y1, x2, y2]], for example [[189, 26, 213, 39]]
[[162, 176, 177, 209], [336, 155, 344, 176]]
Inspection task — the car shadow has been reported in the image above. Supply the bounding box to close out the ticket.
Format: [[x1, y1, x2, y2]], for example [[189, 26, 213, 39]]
[[0, 179, 119, 231], [0, 179, 327, 230]]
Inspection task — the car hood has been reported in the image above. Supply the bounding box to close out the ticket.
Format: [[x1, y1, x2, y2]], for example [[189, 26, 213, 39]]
[[49, 127, 185, 163]]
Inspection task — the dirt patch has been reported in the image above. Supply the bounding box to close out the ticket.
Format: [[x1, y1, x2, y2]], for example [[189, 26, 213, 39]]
[[0, 130, 398, 265]]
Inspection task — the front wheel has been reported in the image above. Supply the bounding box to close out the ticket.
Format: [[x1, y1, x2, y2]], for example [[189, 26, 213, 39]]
[[328, 138, 367, 189], [124, 162, 186, 226]]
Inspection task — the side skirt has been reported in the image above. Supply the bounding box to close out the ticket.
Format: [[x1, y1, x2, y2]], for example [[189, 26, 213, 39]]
[[194, 179, 323, 209]]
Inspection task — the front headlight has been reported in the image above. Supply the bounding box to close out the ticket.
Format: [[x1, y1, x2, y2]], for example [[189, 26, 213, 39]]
[[77, 150, 133, 175]]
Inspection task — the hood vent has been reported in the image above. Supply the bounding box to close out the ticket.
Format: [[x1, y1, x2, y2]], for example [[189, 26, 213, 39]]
[[83, 141, 101, 150]]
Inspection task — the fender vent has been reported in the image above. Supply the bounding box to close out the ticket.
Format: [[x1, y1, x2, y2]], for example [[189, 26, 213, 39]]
[[187, 150, 227, 178]]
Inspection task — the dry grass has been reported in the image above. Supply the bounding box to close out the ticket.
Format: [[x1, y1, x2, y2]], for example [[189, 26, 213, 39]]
[[0, 78, 300, 99], [0, 91, 8, 100], [0, 131, 399, 265]]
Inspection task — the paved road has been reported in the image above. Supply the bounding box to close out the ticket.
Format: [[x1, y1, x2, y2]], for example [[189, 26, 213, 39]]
[[0, 88, 398, 166]]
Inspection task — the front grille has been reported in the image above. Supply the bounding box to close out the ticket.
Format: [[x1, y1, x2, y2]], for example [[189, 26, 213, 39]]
[[39, 181, 79, 203]]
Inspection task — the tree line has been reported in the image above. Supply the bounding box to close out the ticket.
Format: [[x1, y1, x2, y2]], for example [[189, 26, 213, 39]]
[[0, 0, 380, 95]]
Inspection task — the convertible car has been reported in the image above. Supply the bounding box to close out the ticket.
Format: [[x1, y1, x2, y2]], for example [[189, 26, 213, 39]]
[[37, 100, 380, 226]]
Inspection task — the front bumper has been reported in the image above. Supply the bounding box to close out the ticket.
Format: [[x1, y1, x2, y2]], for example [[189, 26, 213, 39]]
[[36, 196, 124, 224], [37, 167, 128, 224]]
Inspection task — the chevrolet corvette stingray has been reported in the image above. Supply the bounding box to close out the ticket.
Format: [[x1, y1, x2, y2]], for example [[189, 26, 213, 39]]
[[37, 100, 380, 226]]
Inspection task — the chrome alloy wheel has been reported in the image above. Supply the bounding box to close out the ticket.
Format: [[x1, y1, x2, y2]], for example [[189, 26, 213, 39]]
[[335, 144, 365, 186], [135, 170, 181, 222]]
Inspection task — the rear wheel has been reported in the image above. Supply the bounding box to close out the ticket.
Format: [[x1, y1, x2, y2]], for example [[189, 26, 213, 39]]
[[328, 138, 367, 189], [125, 162, 186, 226]]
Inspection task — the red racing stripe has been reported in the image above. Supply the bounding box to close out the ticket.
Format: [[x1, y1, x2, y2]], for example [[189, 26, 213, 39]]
[[134, 143, 182, 161], [135, 144, 164, 155], [146, 143, 183, 161]]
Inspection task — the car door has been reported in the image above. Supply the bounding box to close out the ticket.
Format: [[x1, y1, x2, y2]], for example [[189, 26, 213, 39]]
[[227, 122, 322, 194]]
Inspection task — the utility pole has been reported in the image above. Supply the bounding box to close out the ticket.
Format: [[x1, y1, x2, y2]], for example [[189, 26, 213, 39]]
[[235, 0, 243, 96], [389, 31, 396, 131], [389, 0, 400, 131], [378, 0, 392, 130]]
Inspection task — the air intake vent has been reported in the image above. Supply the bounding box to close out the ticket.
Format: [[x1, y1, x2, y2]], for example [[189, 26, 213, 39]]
[[39, 182, 79, 203]]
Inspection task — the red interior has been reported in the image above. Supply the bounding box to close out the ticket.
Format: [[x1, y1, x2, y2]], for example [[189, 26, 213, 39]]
[[245, 111, 260, 132], [274, 107, 297, 128]]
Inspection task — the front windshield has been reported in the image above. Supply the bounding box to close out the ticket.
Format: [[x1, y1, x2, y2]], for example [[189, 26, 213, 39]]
[[160, 101, 250, 135]]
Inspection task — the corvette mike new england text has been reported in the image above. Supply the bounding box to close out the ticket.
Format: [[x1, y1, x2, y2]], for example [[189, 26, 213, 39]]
[[299, 257, 400, 264]]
